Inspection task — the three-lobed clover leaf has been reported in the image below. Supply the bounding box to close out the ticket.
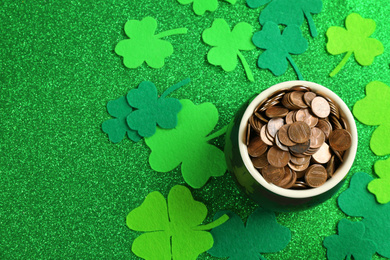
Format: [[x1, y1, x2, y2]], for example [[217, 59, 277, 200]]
[[115, 16, 188, 69], [177, 0, 237, 16], [324, 219, 377, 260], [202, 19, 256, 81], [247, 0, 322, 37], [127, 79, 190, 138], [102, 96, 141, 143], [127, 185, 229, 260], [326, 13, 384, 77], [145, 99, 227, 189], [353, 81, 390, 156], [338, 172, 390, 258], [368, 157, 390, 204], [208, 207, 291, 260], [252, 22, 308, 80]]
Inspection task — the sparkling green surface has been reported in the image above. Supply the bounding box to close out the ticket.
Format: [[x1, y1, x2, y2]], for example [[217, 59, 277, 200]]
[[1, 0, 389, 259]]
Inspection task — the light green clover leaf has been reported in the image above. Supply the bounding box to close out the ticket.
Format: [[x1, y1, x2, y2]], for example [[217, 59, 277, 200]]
[[127, 185, 229, 260], [324, 219, 377, 260], [145, 99, 227, 188], [208, 208, 291, 260], [115, 16, 188, 69], [127, 79, 190, 138], [353, 81, 390, 156], [177, 0, 237, 16], [252, 22, 308, 80], [202, 19, 255, 81], [326, 13, 384, 77], [102, 96, 141, 143], [368, 158, 390, 204]]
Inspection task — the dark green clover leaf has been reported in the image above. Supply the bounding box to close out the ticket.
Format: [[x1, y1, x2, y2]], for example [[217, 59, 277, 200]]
[[102, 96, 141, 143], [177, 0, 236, 16], [115, 17, 188, 69], [324, 219, 377, 260], [127, 79, 190, 138], [127, 185, 229, 260], [247, 0, 322, 37], [338, 172, 390, 258], [252, 22, 308, 80], [208, 208, 291, 260], [203, 19, 256, 82]]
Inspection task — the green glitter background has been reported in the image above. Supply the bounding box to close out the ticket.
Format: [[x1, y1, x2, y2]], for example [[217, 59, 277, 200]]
[[1, 0, 389, 259]]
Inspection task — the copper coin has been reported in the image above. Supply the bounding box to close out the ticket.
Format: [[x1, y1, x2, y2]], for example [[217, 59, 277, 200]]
[[251, 153, 269, 169], [310, 127, 326, 149], [292, 181, 309, 189], [254, 111, 268, 123], [275, 134, 289, 151], [262, 165, 285, 184], [288, 160, 310, 172], [312, 142, 332, 164], [246, 123, 251, 146], [267, 118, 284, 138], [295, 170, 306, 179], [329, 129, 352, 151], [249, 115, 263, 133], [290, 154, 311, 165], [340, 117, 349, 132], [289, 140, 310, 154], [285, 111, 295, 124], [331, 146, 344, 163], [316, 119, 332, 139], [247, 136, 268, 157], [265, 106, 289, 118], [330, 115, 343, 130], [265, 125, 275, 143], [267, 146, 290, 168], [311, 97, 330, 118], [295, 109, 310, 122], [260, 125, 273, 146], [290, 91, 308, 108], [305, 164, 327, 188], [291, 85, 311, 92], [304, 114, 318, 128], [288, 121, 311, 143], [304, 92, 316, 106], [326, 155, 335, 178], [278, 124, 296, 147], [274, 166, 293, 187], [281, 167, 297, 189]]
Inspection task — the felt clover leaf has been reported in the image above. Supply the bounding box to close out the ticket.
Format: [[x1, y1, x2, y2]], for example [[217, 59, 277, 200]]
[[145, 99, 227, 189], [177, 0, 237, 16], [368, 158, 390, 204], [353, 81, 390, 156], [127, 79, 190, 138], [127, 185, 229, 260], [247, 0, 322, 37], [202, 19, 256, 82], [338, 172, 390, 258], [115, 16, 188, 69], [253, 22, 308, 80], [324, 219, 377, 260], [327, 13, 384, 77], [208, 207, 291, 259], [102, 96, 141, 143]]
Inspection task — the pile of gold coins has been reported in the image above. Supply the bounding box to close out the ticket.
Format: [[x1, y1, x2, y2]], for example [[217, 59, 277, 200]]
[[246, 85, 352, 189]]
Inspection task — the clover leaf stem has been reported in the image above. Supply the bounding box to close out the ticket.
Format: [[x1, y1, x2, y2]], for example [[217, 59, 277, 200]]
[[192, 214, 229, 231], [286, 54, 304, 80], [205, 125, 228, 142], [155, 28, 188, 39], [329, 51, 353, 77], [161, 78, 191, 99], [304, 11, 318, 37], [237, 51, 254, 82]]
